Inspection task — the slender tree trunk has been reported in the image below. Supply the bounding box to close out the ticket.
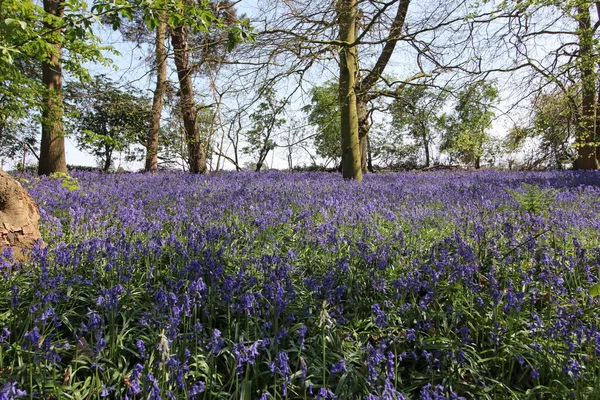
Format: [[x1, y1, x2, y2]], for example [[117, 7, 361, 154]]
[[171, 23, 206, 174], [353, 0, 410, 176], [145, 11, 168, 172], [357, 98, 369, 173], [424, 136, 430, 167], [337, 0, 362, 181], [366, 134, 373, 172], [103, 145, 112, 172], [575, 5, 598, 170], [256, 149, 269, 172], [38, 0, 67, 176]]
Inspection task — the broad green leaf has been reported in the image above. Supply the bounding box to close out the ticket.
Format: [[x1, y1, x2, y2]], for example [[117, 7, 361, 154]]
[[590, 283, 600, 297]]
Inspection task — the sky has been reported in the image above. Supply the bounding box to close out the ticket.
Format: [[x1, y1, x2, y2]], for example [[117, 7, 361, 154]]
[[17, 0, 556, 172]]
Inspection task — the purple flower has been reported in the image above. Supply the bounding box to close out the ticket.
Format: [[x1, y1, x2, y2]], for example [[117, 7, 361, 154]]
[[316, 388, 337, 399], [136, 339, 146, 358], [371, 303, 388, 328], [0, 327, 9, 346], [207, 328, 223, 354], [331, 359, 347, 375], [298, 325, 307, 349], [0, 381, 26, 399]]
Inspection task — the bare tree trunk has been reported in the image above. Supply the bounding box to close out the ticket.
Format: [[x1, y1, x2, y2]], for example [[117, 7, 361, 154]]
[[103, 145, 112, 172], [366, 134, 373, 172], [171, 23, 206, 174], [145, 11, 168, 172], [352, 0, 410, 176], [357, 98, 369, 173], [38, 0, 67, 176], [424, 136, 430, 167], [575, 5, 598, 170], [338, 0, 362, 181]]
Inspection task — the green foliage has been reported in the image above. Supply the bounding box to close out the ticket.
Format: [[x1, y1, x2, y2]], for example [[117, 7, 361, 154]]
[[508, 183, 556, 214], [507, 89, 577, 169], [50, 171, 80, 191], [244, 86, 286, 171], [3, 172, 600, 399], [389, 84, 448, 167], [441, 80, 498, 168], [64, 75, 151, 171], [304, 80, 341, 164]]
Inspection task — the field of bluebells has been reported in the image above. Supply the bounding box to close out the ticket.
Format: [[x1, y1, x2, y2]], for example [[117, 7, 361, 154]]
[[1, 170, 600, 399]]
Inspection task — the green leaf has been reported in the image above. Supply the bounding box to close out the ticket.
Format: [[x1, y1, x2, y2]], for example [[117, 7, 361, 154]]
[[590, 283, 600, 297]]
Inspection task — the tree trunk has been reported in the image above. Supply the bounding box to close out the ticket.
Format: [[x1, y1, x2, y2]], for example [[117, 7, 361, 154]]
[[145, 11, 168, 172], [353, 0, 410, 175], [366, 134, 373, 172], [38, 0, 67, 176], [574, 5, 598, 170], [424, 136, 430, 167], [337, 0, 362, 181], [103, 145, 112, 172], [357, 98, 370, 173], [171, 23, 206, 174]]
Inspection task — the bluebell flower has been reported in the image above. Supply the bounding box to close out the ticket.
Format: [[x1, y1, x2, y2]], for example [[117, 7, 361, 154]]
[[0, 381, 26, 399], [371, 304, 388, 328], [298, 325, 307, 349], [331, 359, 347, 375], [207, 328, 223, 354], [316, 388, 337, 399], [0, 327, 10, 343], [189, 381, 205, 397], [136, 339, 146, 358]]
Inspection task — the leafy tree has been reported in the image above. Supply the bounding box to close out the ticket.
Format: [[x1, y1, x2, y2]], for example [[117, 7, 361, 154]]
[[441, 81, 498, 168], [65, 76, 150, 172], [304, 80, 341, 166], [168, 0, 251, 174], [0, 0, 136, 174], [244, 86, 286, 172], [476, 0, 600, 169], [506, 90, 577, 169], [390, 84, 447, 167]]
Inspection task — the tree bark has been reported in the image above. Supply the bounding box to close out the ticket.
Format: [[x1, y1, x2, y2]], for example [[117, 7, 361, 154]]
[[355, 0, 410, 175], [423, 135, 430, 167], [38, 0, 67, 176], [574, 5, 598, 170], [171, 23, 206, 174], [145, 11, 168, 172], [357, 98, 369, 173], [0, 170, 43, 261], [338, 0, 362, 181], [103, 144, 112, 172]]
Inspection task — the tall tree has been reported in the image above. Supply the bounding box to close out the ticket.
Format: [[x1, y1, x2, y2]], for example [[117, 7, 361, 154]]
[[441, 80, 498, 168], [65, 76, 150, 172], [38, 0, 67, 175], [337, 0, 362, 181], [145, 10, 168, 172], [506, 89, 577, 169], [475, 0, 600, 169], [574, 2, 597, 169], [355, 0, 410, 173], [390, 84, 447, 167], [171, 16, 206, 173], [304, 80, 342, 167], [244, 86, 286, 171]]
